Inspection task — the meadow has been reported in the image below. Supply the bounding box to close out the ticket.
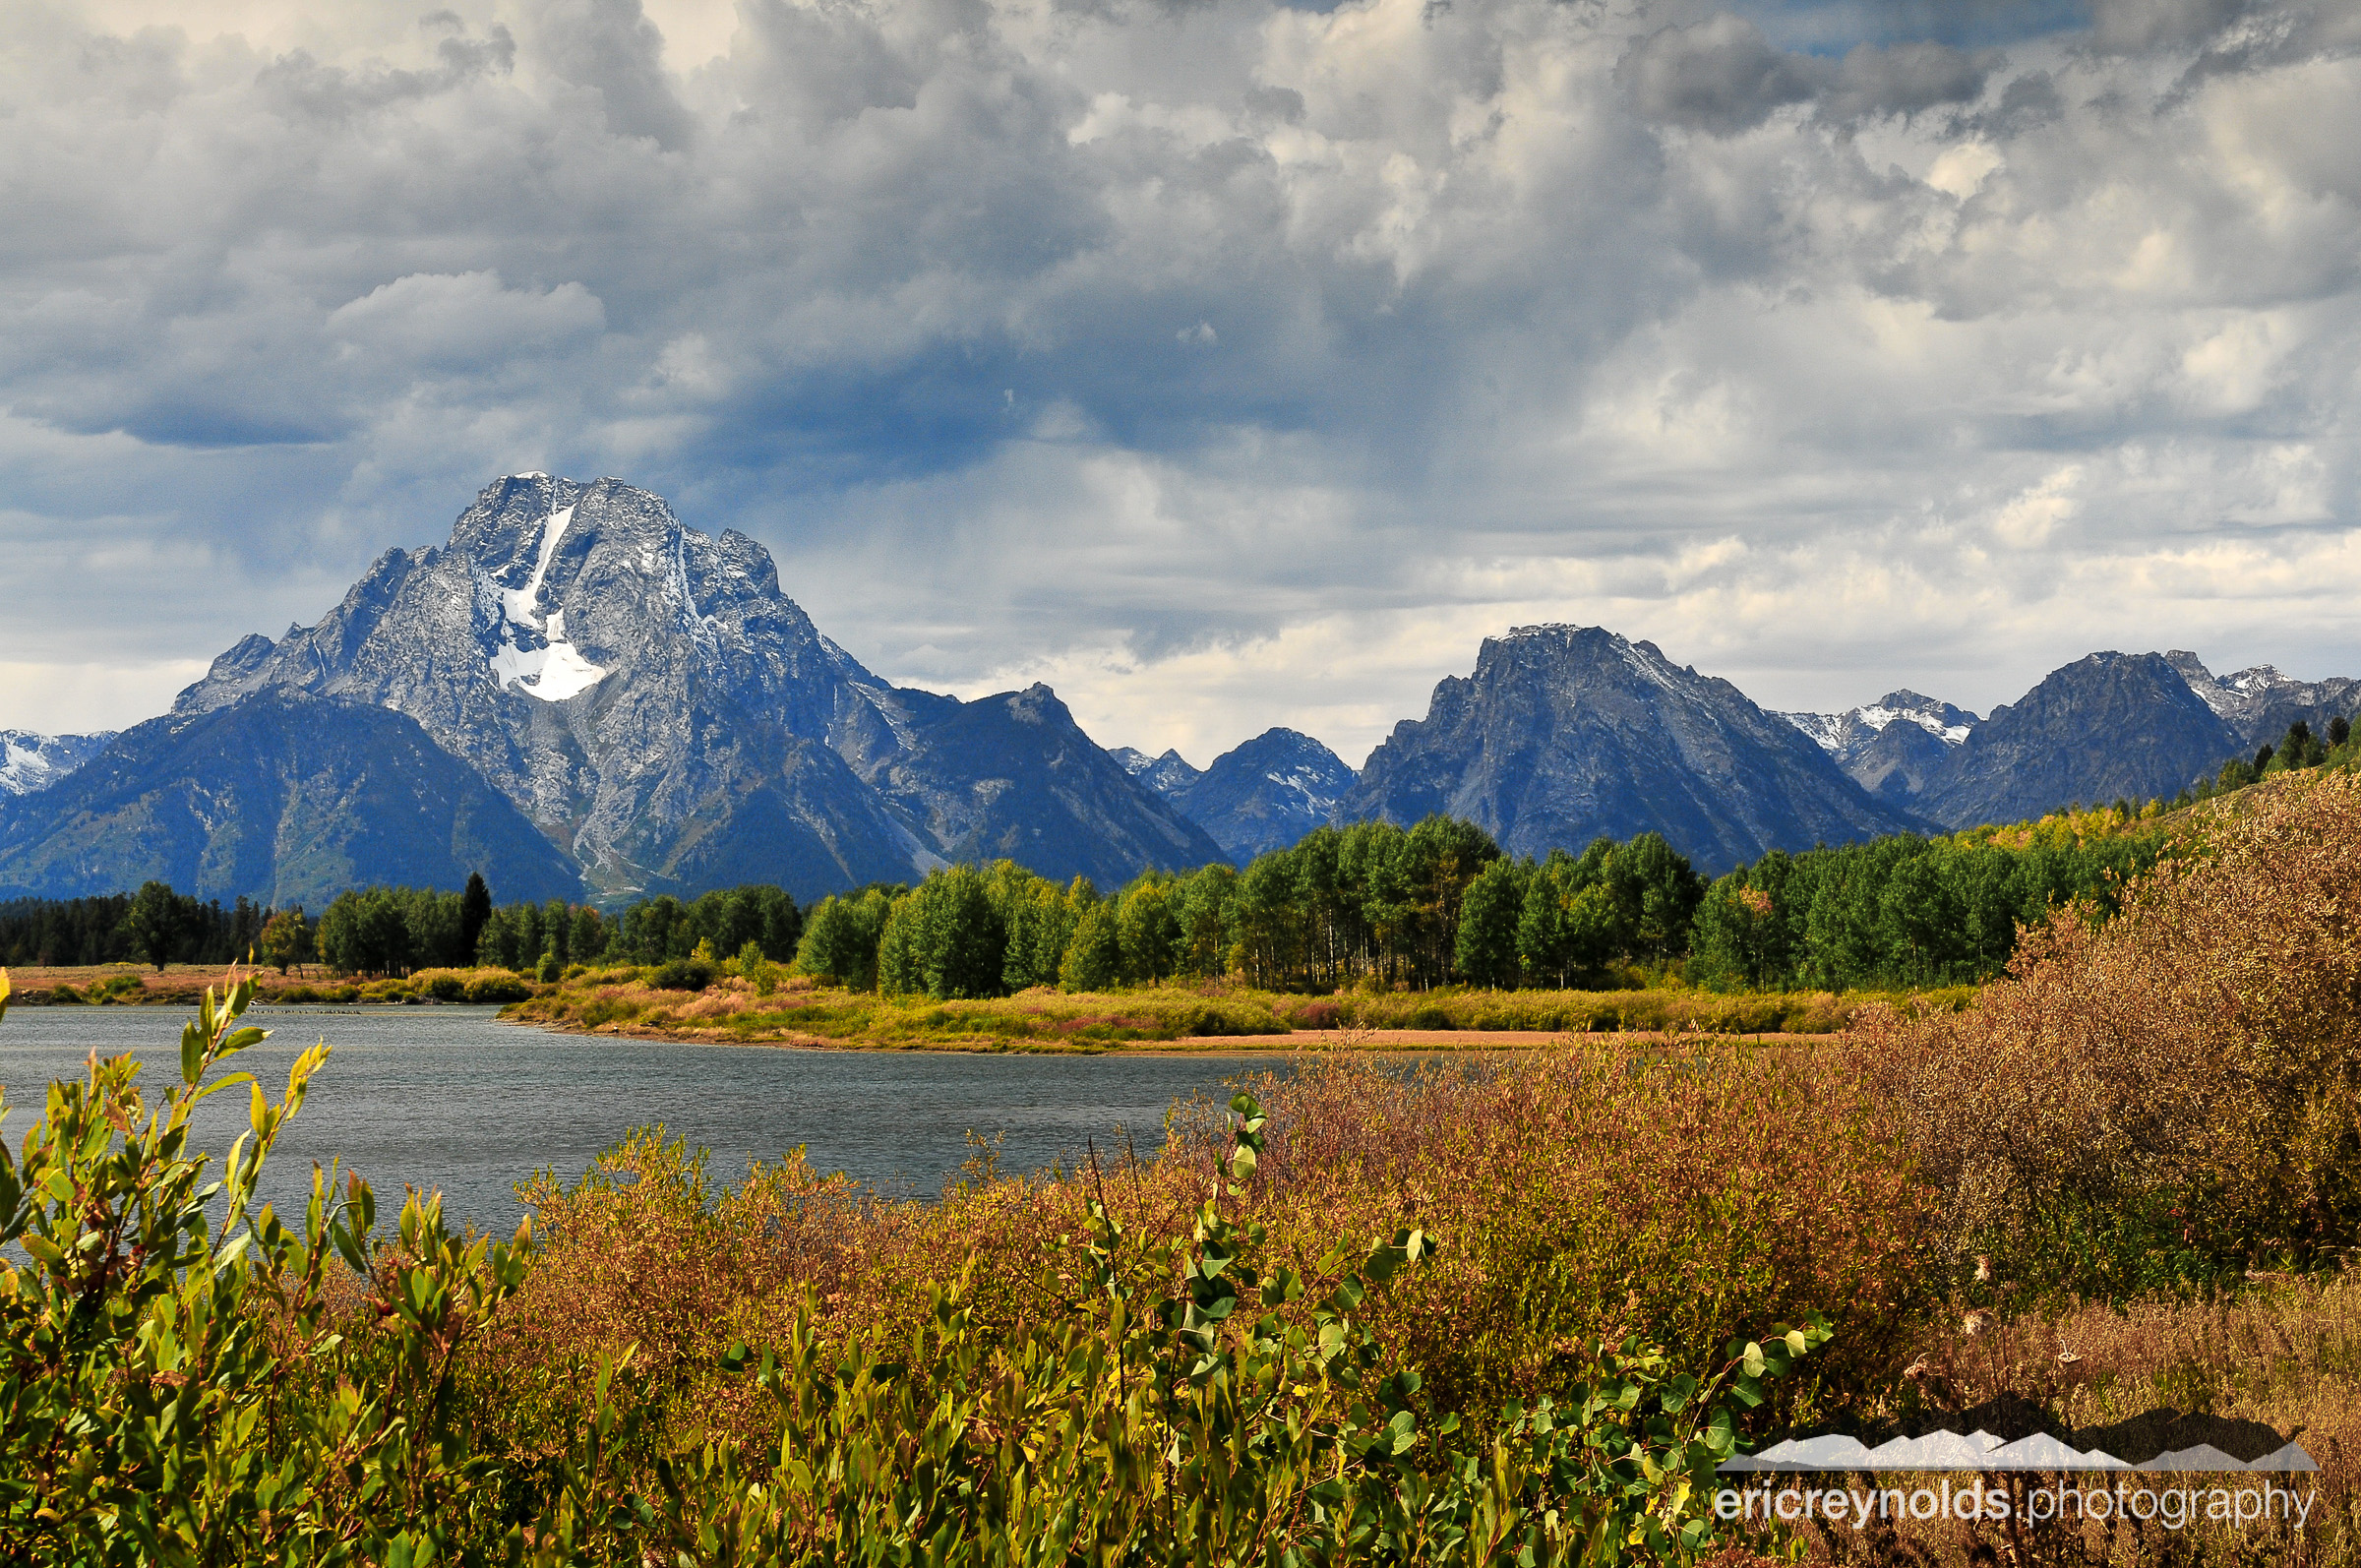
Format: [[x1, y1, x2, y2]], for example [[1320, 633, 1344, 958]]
[[8, 768, 2361, 1563], [504, 971, 1964, 1049]]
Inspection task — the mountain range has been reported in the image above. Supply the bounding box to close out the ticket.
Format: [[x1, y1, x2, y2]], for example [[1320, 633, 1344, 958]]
[[2, 473, 2354, 903]]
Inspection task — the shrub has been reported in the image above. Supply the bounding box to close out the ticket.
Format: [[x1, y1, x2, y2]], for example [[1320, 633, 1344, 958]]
[[462, 973, 533, 1004], [0, 969, 1835, 1565], [649, 957, 716, 992], [0, 970, 538, 1562], [89, 973, 144, 1004], [1852, 771, 2361, 1295], [44, 983, 83, 1004]]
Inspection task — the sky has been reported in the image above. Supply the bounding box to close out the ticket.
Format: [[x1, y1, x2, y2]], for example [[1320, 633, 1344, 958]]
[[2, 0, 2357, 767]]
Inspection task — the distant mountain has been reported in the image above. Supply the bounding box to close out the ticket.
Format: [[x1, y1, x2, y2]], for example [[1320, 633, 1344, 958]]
[[159, 474, 1208, 902], [852, 684, 1225, 887], [37, 471, 2361, 905], [2164, 652, 2361, 750], [0, 729, 114, 797], [1910, 652, 2238, 827], [1111, 747, 1206, 798], [1165, 728, 1356, 861], [0, 689, 579, 907], [1334, 626, 1925, 874], [1779, 691, 1977, 802]]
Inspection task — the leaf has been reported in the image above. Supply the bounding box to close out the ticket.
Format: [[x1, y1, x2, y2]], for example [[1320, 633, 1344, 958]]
[[181, 1021, 206, 1087], [186, 1071, 257, 1110]]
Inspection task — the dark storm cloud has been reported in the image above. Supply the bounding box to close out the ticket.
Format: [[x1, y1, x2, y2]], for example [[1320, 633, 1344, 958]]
[[1615, 14, 1826, 134]]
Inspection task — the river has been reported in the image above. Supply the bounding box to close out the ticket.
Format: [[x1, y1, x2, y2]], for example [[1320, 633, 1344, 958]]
[[0, 1003, 1283, 1232]]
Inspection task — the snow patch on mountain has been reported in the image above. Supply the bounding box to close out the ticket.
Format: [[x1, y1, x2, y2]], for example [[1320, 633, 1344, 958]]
[[1262, 767, 1343, 814], [0, 729, 115, 796], [2165, 651, 2361, 741], [486, 504, 610, 701], [1854, 704, 1973, 745], [1779, 691, 1977, 757]]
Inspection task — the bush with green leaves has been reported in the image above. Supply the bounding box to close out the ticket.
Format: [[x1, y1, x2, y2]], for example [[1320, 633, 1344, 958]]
[[0, 967, 1828, 1565]]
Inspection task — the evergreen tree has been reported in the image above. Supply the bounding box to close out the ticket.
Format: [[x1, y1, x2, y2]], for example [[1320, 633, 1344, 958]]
[[458, 872, 492, 960], [120, 880, 188, 972]]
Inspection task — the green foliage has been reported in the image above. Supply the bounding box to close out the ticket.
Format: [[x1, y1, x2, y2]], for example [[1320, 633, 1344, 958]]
[[1116, 877, 1182, 983], [1059, 901, 1124, 992], [604, 884, 804, 968], [651, 956, 719, 992], [620, 1092, 1832, 1566], [258, 904, 314, 974], [793, 886, 898, 991], [0, 975, 1831, 1565], [320, 883, 480, 975], [878, 865, 1008, 999], [0, 968, 547, 1564], [1453, 858, 1525, 987], [1687, 825, 2164, 992], [461, 972, 534, 1004], [120, 878, 194, 971], [994, 867, 1085, 991], [458, 870, 494, 957]]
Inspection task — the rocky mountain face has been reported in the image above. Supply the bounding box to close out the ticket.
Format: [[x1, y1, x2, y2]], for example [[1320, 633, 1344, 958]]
[[2164, 652, 2361, 750], [1154, 728, 1356, 861], [1334, 626, 1925, 874], [853, 685, 1224, 886], [0, 730, 114, 797], [1779, 692, 1977, 802], [0, 688, 579, 907], [158, 475, 1221, 901], [1117, 730, 1358, 861], [1908, 652, 2240, 827], [1112, 748, 1206, 798]]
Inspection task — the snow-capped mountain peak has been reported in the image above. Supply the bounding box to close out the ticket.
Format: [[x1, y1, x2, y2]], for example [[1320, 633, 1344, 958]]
[[1779, 691, 1977, 761], [2164, 651, 2361, 740], [0, 729, 115, 797]]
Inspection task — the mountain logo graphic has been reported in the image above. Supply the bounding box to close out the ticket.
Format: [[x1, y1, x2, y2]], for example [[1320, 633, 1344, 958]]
[[1723, 1429, 2318, 1473]]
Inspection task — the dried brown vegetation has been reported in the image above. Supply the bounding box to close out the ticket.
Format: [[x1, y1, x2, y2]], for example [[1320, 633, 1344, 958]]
[[1850, 771, 2361, 1293], [471, 1040, 1931, 1464]]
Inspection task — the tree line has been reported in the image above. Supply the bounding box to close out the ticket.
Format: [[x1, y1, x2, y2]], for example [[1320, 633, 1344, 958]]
[[1685, 824, 2160, 992], [0, 874, 807, 980], [0, 810, 2163, 996], [0, 886, 270, 971], [799, 813, 2153, 1000]]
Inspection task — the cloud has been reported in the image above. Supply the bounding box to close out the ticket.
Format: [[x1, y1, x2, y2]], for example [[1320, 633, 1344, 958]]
[[1615, 14, 1827, 135], [0, 0, 2356, 763]]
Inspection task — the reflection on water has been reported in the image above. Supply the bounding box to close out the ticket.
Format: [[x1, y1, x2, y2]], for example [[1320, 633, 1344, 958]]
[[0, 1003, 1283, 1231]]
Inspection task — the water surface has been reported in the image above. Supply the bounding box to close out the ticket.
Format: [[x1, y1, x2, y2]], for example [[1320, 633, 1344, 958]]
[[0, 1004, 1279, 1231]]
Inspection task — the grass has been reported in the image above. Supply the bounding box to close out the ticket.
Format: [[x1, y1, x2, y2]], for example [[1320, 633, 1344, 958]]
[[0, 962, 539, 1007], [505, 970, 1975, 1050]]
